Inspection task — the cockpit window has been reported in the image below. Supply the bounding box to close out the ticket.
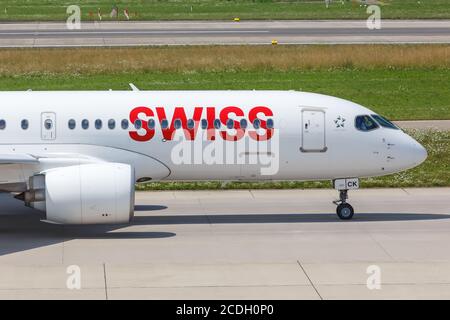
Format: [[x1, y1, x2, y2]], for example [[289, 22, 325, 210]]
[[371, 114, 399, 130], [355, 115, 379, 131]]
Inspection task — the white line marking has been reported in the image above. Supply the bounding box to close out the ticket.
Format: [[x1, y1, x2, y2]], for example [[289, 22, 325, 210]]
[[0, 30, 270, 36], [0, 41, 448, 49]]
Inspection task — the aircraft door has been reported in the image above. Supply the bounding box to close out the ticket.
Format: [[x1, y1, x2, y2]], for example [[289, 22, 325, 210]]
[[301, 110, 326, 152], [41, 112, 56, 140]]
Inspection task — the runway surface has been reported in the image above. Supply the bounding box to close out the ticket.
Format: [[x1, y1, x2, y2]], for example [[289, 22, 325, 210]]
[[0, 20, 448, 47], [0, 188, 449, 299]]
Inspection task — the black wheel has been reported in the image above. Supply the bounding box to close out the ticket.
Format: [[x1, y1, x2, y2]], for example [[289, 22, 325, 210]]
[[336, 203, 354, 220]]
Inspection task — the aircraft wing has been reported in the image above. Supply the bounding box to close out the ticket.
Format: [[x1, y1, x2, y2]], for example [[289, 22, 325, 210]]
[[0, 154, 40, 164]]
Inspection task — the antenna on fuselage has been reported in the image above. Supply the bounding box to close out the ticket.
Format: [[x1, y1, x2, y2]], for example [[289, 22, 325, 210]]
[[129, 83, 140, 91]]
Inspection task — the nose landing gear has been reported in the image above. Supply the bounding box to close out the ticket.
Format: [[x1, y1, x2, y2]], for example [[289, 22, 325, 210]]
[[333, 189, 354, 220], [332, 178, 359, 220]]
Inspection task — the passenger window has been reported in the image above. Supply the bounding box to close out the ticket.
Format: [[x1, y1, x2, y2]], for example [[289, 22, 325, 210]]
[[148, 119, 155, 130], [371, 114, 399, 130], [68, 119, 76, 130], [226, 119, 234, 129], [187, 119, 195, 129], [267, 119, 274, 129], [253, 119, 261, 129], [174, 119, 182, 129], [95, 119, 102, 130], [161, 119, 169, 129], [355, 115, 379, 131], [82, 119, 89, 130], [0, 119, 6, 130], [214, 119, 221, 129], [240, 119, 248, 129], [201, 119, 208, 130], [134, 119, 142, 130], [44, 119, 53, 130], [121, 119, 129, 130], [21, 119, 29, 130], [108, 119, 115, 130]]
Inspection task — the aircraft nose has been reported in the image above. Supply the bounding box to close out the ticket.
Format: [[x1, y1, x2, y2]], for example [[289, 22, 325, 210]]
[[386, 134, 427, 173], [409, 139, 428, 167]]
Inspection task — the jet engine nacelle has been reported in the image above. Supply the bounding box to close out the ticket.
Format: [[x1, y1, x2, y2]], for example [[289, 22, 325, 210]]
[[42, 163, 135, 225]]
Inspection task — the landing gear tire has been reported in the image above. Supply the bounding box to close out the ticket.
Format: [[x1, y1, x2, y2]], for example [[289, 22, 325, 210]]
[[333, 189, 355, 220], [336, 203, 354, 220]]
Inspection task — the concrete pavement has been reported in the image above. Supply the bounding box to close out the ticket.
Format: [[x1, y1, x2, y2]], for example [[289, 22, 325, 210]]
[[0, 188, 449, 299], [0, 20, 448, 47]]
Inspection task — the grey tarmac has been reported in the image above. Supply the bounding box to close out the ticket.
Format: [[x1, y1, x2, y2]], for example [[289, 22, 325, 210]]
[[0, 20, 448, 47], [0, 188, 449, 299]]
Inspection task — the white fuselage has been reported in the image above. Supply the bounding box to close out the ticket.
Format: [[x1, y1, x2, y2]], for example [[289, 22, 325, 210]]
[[0, 90, 427, 191]]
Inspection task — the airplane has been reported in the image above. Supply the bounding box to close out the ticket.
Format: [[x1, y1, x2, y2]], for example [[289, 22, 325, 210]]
[[0, 86, 427, 224]]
